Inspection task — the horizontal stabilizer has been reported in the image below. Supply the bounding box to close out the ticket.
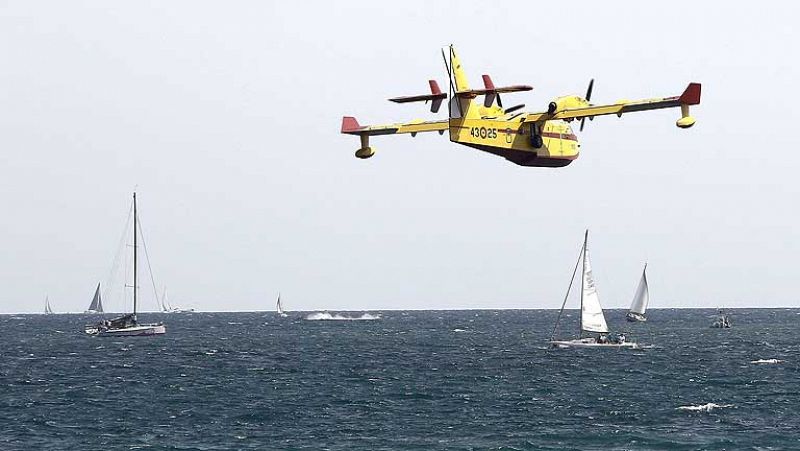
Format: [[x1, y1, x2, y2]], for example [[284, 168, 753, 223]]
[[389, 80, 447, 113], [458, 74, 533, 99]]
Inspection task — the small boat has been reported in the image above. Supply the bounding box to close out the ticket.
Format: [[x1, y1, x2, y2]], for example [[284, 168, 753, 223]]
[[85, 192, 166, 337], [549, 231, 638, 349], [160, 287, 194, 313], [276, 292, 288, 317], [626, 263, 649, 322], [44, 295, 54, 315], [84, 282, 104, 314], [711, 309, 731, 328]]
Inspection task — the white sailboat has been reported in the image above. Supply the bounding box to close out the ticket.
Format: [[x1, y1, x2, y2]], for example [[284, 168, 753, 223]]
[[626, 264, 649, 322], [549, 231, 638, 349], [276, 292, 288, 317], [85, 192, 166, 337], [160, 287, 171, 313], [44, 296, 54, 315], [84, 282, 104, 314], [160, 287, 194, 313]]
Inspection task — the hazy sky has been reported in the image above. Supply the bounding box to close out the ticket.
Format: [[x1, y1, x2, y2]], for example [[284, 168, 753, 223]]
[[1, 1, 798, 313]]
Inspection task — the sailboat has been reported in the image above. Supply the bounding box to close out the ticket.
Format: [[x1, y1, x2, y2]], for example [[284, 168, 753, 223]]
[[276, 292, 288, 317], [44, 296, 54, 315], [626, 264, 649, 322], [85, 193, 166, 337], [549, 231, 638, 349], [84, 282, 104, 314], [160, 287, 194, 313], [160, 287, 171, 313], [711, 308, 731, 328]]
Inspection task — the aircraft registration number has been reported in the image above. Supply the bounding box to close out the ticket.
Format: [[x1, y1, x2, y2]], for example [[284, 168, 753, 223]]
[[469, 127, 497, 139]]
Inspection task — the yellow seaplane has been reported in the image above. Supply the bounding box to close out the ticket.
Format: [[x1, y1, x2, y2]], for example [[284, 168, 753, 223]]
[[341, 45, 701, 167]]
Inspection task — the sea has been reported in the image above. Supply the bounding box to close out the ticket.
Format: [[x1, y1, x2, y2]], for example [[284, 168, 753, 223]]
[[1, 308, 798, 450]]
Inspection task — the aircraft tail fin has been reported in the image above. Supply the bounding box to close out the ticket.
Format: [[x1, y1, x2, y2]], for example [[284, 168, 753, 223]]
[[449, 45, 470, 91]]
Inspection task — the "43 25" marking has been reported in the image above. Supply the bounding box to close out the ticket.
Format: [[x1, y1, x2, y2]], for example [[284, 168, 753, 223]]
[[469, 127, 497, 139]]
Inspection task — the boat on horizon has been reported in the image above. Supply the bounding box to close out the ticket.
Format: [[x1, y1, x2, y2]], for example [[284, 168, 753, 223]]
[[160, 287, 194, 313], [711, 308, 731, 328], [626, 263, 649, 322], [276, 292, 288, 317], [44, 295, 54, 315], [549, 230, 638, 349], [84, 282, 104, 314], [85, 192, 166, 337]]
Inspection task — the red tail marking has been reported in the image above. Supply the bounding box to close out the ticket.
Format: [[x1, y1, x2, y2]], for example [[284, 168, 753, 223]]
[[429, 80, 442, 95], [341, 116, 362, 134], [679, 83, 702, 105], [482, 75, 495, 90]]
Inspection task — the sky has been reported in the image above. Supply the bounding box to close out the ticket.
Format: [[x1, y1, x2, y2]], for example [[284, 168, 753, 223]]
[[1, 1, 798, 313]]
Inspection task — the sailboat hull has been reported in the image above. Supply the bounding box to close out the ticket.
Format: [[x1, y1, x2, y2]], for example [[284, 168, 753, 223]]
[[85, 324, 166, 337], [549, 338, 639, 349], [626, 312, 647, 322]]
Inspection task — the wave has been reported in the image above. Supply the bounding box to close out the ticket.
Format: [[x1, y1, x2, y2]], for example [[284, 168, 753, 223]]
[[750, 358, 784, 364], [305, 312, 381, 321], [676, 403, 733, 412]]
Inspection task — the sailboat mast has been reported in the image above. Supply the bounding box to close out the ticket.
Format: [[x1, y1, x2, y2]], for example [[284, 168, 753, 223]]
[[133, 192, 138, 317], [580, 230, 588, 336]]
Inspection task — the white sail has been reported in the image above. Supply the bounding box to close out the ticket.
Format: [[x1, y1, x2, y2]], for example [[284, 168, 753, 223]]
[[276, 293, 285, 315], [581, 243, 609, 334], [44, 296, 53, 314], [628, 264, 649, 316], [161, 287, 171, 312]]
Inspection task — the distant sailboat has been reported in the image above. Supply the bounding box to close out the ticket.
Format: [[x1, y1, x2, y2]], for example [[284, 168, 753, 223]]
[[626, 264, 649, 322], [549, 231, 638, 349], [85, 192, 166, 337], [44, 296, 54, 315], [711, 308, 731, 328], [160, 287, 194, 313], [85, 282, 104, 314], [160, 287, 170, 313], [276, 292, 288, 317]]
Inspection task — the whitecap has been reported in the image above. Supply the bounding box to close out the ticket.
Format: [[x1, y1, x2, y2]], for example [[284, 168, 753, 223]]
[[677, 403, 733, 412], [453, 328, 467, 333], [305, 312, 380, 321], [750, 358, 784, 364]]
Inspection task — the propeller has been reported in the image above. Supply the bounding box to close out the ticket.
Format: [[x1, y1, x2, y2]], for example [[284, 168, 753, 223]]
[[505, 104, 525, 114], [579, 79, 594, 132]]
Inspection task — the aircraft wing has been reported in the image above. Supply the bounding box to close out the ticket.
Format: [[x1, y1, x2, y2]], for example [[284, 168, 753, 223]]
[[524, 83, 701, 125], [341, 116, 448, 136]]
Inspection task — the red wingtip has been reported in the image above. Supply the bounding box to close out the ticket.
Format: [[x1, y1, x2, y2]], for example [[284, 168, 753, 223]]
[[679, 83, 702, 105], [341, 116, 361, 134], [482, 74, 495, 90], [429, 80, 442, 95]]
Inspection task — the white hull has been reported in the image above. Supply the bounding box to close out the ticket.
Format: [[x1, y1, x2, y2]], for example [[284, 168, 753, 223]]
[[84, 310, 103, 314], [550, 338, 638, 349], [85, 323, 166, 337], [626, 312, 647, 322]]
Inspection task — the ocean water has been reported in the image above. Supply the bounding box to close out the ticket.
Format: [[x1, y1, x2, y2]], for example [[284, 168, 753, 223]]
[[1, 309, 798, 450]]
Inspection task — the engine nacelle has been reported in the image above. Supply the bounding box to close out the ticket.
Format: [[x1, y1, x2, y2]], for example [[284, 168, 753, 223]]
[[355, 147, 375, 159], [548, 95, 589, 115]]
